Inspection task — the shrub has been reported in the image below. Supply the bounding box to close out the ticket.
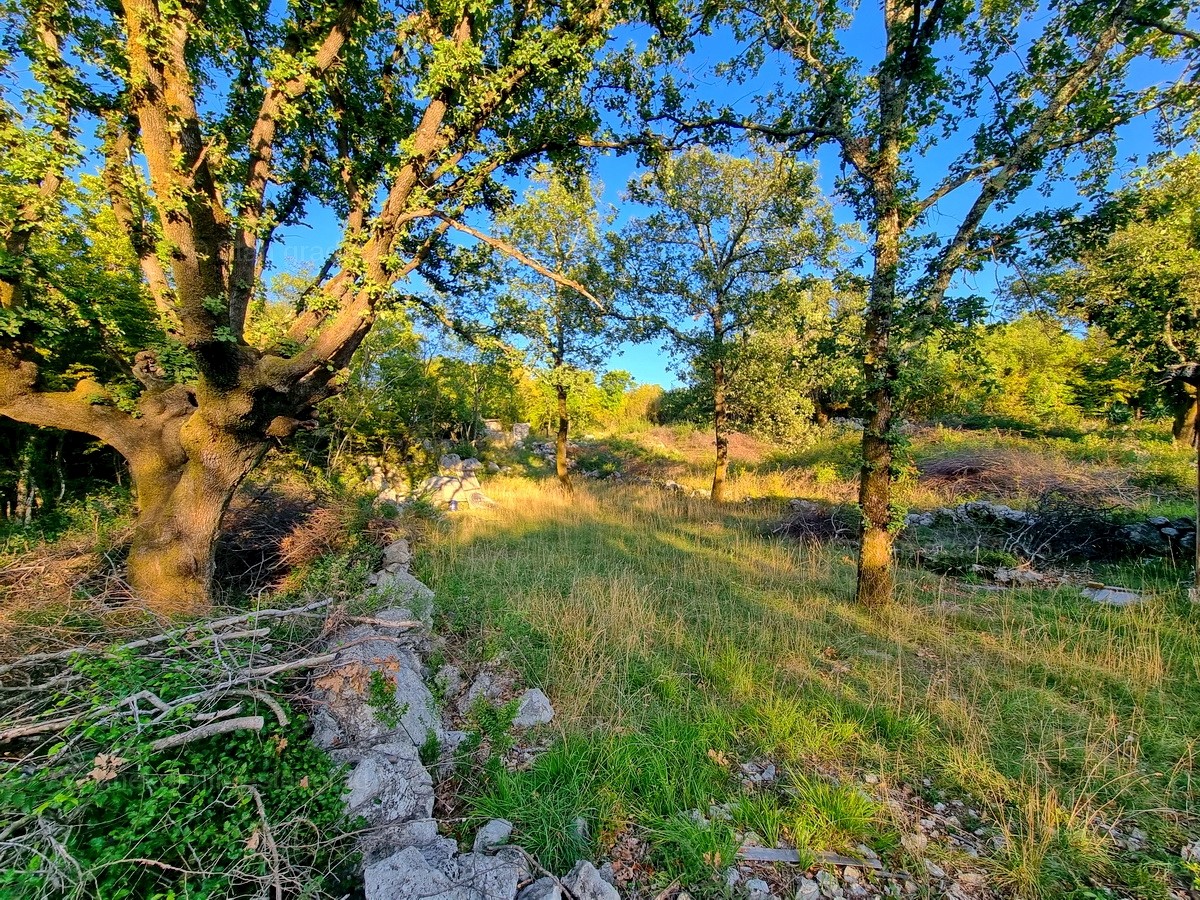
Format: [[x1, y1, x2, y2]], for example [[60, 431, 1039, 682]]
[[0, 648, 357, 899]]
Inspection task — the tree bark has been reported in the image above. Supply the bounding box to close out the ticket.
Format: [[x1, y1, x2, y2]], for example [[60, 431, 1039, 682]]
[[712, 358, 728, 503], [855, 182, 902, 609], [126, 415, 266, 617], [555, 381, 572, 492], [1172, 381, 1197, 445]]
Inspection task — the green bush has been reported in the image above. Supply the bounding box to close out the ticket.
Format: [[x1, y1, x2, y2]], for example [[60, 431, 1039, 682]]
[[0, 651, 356, 900]]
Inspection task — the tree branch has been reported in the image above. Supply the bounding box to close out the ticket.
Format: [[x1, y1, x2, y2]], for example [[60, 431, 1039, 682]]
[[229, 1, 363, 340]]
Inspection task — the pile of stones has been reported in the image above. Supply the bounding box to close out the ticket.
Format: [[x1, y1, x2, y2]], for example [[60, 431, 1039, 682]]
[[374, 453, 499, 509], [1117, 515, 1197, 555], [310, 538, 619, 900]]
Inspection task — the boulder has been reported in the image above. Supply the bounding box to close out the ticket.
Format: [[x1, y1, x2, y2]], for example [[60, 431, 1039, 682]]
[[512, 688, 555, 727], [364, 846, 524, 900], [339, 741, 434, 826], [439, 453, 463, 474], [512, 423, 531, 441], [562, 861, 620, 900], [418, 474, 489, 506]]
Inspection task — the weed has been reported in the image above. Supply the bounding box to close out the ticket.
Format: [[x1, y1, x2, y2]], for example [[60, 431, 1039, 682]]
[[367, 669, 408, 729]]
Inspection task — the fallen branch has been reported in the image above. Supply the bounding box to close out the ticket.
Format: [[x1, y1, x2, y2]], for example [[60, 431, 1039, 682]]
[[0, 599, 334, 676], [149, 715, 265, 751]]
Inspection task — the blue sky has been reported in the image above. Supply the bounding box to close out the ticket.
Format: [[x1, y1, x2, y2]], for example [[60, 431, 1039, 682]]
[[265, 10, 1185, 391]]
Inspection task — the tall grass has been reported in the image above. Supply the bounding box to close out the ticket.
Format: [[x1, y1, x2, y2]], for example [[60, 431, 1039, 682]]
[[421, 474, 1199, 895]]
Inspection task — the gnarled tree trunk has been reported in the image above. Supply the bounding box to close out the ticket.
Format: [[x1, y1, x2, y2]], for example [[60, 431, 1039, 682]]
[[126, 414, 266, 616]]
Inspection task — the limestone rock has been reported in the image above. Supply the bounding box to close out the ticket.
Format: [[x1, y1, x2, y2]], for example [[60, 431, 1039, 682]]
[[391, 663, 447, 745], [512, 688, 555, 727], [382, 538, 412, 570], [370, 571, 435, 622], [418, 474, 490, 506], [993, 567, 1043, 585], [365, 845, 523, 900], [340, 741, 434, 826], [473, 818, 514, 853], [563, 861, 619, 900], [457, 671, 505, 714], [518, 877, 563, 900], [746, 877, 771, 899]]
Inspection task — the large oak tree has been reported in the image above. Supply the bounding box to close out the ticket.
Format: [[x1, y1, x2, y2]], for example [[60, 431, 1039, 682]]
[[0, 0, 646, 614]]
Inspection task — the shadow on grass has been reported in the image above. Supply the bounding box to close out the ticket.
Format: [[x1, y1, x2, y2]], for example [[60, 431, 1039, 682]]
[[419, 480, 1200, 894]]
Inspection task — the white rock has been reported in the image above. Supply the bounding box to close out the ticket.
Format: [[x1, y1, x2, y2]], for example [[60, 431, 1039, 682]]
[[473, 818, 514, 853], [382, 538, 412, 570], [512, 688, 555, 727], [418, 474, 489, 506], [519, 876, 564, 900], [746, 877, 772, 899], [796, 877, 821, 900], [563, 860, 620, 900]]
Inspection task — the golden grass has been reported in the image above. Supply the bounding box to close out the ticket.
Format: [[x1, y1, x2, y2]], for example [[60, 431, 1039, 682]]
[[422, 471, 1200, 892]]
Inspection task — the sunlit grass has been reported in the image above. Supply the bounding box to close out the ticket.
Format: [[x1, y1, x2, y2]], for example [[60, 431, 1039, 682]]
[[420, 472, 1200, 895]]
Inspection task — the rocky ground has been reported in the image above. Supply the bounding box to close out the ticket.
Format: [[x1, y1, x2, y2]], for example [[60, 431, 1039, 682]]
[[309, 534, 621, 900]]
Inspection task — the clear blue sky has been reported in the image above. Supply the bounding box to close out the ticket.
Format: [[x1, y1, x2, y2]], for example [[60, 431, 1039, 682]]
[[267, 14, 1180, 391]]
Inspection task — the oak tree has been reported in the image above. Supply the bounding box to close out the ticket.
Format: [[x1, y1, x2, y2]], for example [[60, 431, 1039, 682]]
[[614, 147, 838, 501], [0, 0, 640, 614], [678, 0, 1199, 604]]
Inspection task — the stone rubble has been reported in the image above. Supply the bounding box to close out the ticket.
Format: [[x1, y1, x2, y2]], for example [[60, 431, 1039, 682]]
[[309, 543, 599, 900], [903, 502, 1197, 558]]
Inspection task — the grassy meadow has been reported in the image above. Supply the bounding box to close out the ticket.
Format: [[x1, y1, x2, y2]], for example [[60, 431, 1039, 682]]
[[421, 423, 1200, 898]]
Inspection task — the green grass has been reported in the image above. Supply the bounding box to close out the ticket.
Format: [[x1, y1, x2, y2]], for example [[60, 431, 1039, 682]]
[[421, 474, 1200, 898]]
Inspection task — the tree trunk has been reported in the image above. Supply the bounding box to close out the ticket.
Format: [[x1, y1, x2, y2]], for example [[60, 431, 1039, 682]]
[[1172, 382, 1197, 445], [555, 381, 572, 492], [712, 358, 728, 503], [855, 205, 902, 608], [126, 416, 266, 617], [1193, 424, 1199, 603]]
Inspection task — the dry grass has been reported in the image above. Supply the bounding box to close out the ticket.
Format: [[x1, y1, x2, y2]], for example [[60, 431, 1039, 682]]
[[917, 448, 1133, 505], [422, 473, 1200, 896]]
